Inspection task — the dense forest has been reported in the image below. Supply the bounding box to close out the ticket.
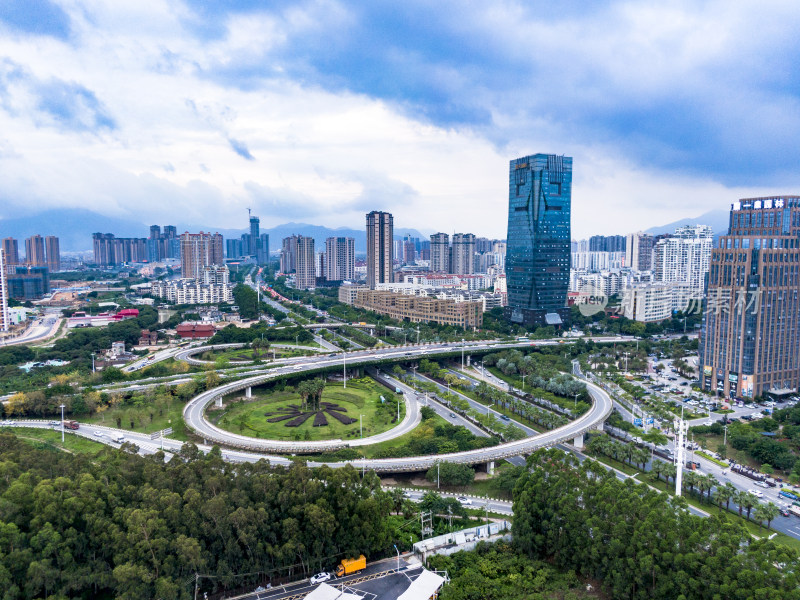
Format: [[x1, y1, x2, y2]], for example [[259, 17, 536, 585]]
[[513, 449, 800, 600], [0, 434, 396, 599]]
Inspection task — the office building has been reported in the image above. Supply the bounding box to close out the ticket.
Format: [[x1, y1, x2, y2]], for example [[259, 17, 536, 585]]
[[2, 238, 19, 270], [92, 233, 148, 265], [25, 235, 46, 267], [699, 196, 800, 399], [44, 236, 60, 272], [402, 235, 417, 265], [295, 235, 316, 289], [226, 238, 244, 259], [325, 237, 355, 282], [430, 233, 450, 272], [366, 211, 393, 289], [451, 233, 476, 275], [179, 232, 224, 279], [625, 232, 655, 271], [505, 153, 571, 326], [280, 235, 298, 273], [0, 249, 9, 332]]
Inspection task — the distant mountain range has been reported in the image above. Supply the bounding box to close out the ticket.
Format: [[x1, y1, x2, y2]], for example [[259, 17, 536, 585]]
[[645, 208, 729, 238], [0, 209, 428, 253]]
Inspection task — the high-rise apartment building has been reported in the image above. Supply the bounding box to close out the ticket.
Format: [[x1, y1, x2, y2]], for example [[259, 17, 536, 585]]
[[366, 211, 393, 289], [0, 249, 9, 332], [295, 235, 316, 289], [147, 225, 180, 262], [325, 237, 355, 281], [45, 236, 60, 272], [625, 232, 655, 271], [430, 232, 450, 272], [179, 232, 224, 279], [451, 233, 476, 275], [699, 196, 800, 399], [256, 233, 270, 264], [249, 216, 260, 255], [25, 235, 46, 267], [652, 225, 713, 297], [505, 153, 571, 326], [589, 234, 626, 253], [280, 235, 298, 273], [92, 233, 148, 265], [2, 238, 19, 270]]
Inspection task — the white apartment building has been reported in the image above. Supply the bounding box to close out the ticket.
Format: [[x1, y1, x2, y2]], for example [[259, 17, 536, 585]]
[[0, 248, 9, 332], [620, 282, 696, 322], [151, 278, 233, 304], [652, 225, 713, 294]]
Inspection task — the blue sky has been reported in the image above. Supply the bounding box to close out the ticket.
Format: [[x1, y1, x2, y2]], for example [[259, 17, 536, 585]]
[[0, 1, 798, 238]]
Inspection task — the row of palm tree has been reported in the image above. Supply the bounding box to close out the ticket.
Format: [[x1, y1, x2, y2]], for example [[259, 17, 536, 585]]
[[474, 381, 568, 431], [589, 435, 782, 530], [297, 379, 326, 411]]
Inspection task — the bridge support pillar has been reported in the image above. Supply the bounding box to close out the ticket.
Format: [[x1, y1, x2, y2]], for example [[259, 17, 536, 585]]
[[215, 397, 223, 408], [595, 421, 604, 432], [245, 387, 252, 398], [486, 461, 495, 475], [572, 433, 585, 449]]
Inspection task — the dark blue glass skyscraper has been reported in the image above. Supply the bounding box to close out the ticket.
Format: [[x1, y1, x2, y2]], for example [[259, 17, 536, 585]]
[[504, 154, 572, 327]]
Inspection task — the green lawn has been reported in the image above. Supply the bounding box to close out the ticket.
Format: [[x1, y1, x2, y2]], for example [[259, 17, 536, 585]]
[[200, 346, 317, 362], [83, 396, 190, 441], [211, 378, 405, 441], [11, 427, 109, 456]]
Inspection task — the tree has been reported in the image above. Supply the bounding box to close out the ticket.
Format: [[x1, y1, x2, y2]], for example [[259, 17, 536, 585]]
[[425, 461, 475, 487], [754, 502, 780, 530], [740, 492, 758, 520], [6, 392, 28, 416]]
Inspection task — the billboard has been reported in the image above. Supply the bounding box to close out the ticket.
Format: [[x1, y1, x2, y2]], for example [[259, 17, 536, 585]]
[[741, 374, 754, 398]]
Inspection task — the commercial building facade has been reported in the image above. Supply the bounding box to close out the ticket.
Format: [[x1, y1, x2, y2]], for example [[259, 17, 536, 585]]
[[280, 235, 298, 273], [699, 196, 800, 399], [505, 153, 571, 326], [345, 288, 483, 328], [366, 211, 393, 289]]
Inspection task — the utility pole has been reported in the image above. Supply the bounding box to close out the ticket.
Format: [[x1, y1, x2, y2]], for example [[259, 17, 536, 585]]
[[60, 403, 65, 443]]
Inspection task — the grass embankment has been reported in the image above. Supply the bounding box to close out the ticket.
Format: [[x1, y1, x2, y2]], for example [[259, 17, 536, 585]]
[[12, 427, 110, 456], [211, 378, 405, 441], [83, 395, 190, 441]]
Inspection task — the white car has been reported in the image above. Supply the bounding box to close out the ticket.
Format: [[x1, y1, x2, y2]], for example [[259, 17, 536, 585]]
[[457, 496, 472, 505], [755, 480, 769, 488], [93, 431, 103, 438], [748, 489, 764, 498], [310, 572, 332, 585]]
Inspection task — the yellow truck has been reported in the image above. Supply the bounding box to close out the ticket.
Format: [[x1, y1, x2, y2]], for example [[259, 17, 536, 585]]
[[335, 555, 366, 577]]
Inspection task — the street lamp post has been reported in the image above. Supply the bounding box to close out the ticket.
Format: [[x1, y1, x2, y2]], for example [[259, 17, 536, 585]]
[[574, 393, 579, 410], [521, 374, 526, 391], [60, 404, 65, 443], [91, 352, 96, 374], [343, 351, 347, 389], [461, 338, 465, 370], [360, 414, 364, 439]]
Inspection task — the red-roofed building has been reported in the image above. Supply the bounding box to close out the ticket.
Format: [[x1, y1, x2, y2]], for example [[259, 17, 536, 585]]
[[176, 323, 216, 339]]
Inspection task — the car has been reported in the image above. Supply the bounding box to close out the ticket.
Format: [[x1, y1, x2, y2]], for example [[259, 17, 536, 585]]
[[779, 508, 791, 517], [49, 420, 60, 426], [748, 489, 764, 498], [457, 496, 472, 505], [449, 413, 456, 418], [755, 480, 769, 488], [93, 431, 103, 437], [310, 572, 332, 585]]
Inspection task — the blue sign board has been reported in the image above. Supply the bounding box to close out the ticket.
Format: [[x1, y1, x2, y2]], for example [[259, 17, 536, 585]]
[[634, 418, 643, 426]]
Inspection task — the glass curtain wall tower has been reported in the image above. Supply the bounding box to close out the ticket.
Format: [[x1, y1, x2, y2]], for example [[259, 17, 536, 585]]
[[505, 154, 571, 327]]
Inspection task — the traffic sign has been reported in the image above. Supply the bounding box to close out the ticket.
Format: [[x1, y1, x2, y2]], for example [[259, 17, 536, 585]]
[[162, 427, 173, 436], [150, 431, 161, 440], [634, 418, 643, 426]]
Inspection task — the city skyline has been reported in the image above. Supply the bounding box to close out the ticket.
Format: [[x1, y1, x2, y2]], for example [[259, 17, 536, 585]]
[[1, 3, 799, 238]]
